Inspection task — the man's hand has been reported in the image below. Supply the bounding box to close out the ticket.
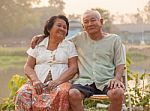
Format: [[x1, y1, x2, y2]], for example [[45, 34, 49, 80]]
[[108, 78, 124, 89], [31, 34, 45, 49]]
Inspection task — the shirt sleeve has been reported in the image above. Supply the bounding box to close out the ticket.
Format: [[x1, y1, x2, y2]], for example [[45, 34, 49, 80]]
[[114, 36, 126, 66], [68, 41, 78, 58], [26, 47, 38, 58]]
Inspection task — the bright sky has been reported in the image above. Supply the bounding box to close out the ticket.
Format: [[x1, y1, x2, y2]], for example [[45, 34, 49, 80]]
[[40, 0, 149, 15]]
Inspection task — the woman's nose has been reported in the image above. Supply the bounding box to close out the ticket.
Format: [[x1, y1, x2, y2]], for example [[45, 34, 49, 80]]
[[60, 27, 66, 31]]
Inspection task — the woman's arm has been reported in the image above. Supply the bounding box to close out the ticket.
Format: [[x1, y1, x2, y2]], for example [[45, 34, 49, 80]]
[[24, 56, 43, 94], [24, 56, 39, 83], [48, 56, 78, 90]]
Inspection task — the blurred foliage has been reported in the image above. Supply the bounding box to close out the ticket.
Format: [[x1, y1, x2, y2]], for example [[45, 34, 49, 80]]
[[84, 98, 110, 109], [0, 74, 27, 111], [0, 0, 40, 36], [124, 55, 150, 109], [144, 0, 150, 23], [48, 0, 65, 10], [128, 72, 150, 109], [0, 0, 65, 43]]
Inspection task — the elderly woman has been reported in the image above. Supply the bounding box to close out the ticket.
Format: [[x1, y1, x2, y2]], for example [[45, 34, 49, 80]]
[[14, 15, 78, 111]]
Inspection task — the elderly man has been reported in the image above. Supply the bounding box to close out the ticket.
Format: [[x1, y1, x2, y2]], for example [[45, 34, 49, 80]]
[[68, 10, 125, 111], [31, 10, 125, 111]]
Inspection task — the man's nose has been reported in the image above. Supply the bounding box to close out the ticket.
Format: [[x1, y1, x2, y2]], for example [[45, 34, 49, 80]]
[[88, 21, 93, 26]]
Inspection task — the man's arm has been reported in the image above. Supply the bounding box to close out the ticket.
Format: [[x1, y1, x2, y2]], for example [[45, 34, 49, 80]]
[[31, 34, 47, 49], [108, 36, 126, 89], [114, 64, 125, 81], [108, 64, 125, 89]]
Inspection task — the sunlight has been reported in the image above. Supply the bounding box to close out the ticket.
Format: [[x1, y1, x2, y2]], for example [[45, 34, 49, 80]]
[[63, 0, 149, 15], [38, 0, 149, 15]]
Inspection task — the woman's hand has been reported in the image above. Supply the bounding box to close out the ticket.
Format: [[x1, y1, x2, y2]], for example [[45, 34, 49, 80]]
[[47, 80, 61, 91], [33, 80, 43, 95]]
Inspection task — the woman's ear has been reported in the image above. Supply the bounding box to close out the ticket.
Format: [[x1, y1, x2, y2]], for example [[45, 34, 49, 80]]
[[47, 29, 50, 34]]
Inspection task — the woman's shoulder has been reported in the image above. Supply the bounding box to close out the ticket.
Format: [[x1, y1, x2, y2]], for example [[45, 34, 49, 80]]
[[62, 39, 75, 46], [38, 37, 49, 47]]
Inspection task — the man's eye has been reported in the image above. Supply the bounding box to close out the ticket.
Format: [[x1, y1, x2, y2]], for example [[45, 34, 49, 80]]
[[83, 21, 88, 24], [91, 19, 96, 22]]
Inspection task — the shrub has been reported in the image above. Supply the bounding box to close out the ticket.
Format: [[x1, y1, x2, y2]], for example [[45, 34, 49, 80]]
[[0, 74, 27, 110]]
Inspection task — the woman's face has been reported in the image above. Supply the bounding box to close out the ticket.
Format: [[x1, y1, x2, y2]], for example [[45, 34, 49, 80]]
[[49, 18, 68, 40]]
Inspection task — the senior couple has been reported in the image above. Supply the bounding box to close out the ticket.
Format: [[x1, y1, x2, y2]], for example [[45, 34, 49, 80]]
[[15, 10, 125, 111]]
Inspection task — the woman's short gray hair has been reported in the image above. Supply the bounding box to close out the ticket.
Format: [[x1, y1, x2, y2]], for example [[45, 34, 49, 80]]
[[81, 10, 102, 24]]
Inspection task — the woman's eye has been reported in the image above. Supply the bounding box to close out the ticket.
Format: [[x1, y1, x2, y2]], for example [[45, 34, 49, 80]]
[[63, 26, 67, 29], [57, 24, 61, 27]]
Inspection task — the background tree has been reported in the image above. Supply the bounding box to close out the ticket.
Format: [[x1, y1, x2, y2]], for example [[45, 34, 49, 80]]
[[144, 0, 150, 23], [48, 0, 65, 11], [38, 0, 65, 27], [0, 0, 40, 38], [0, 0, 66, 46]]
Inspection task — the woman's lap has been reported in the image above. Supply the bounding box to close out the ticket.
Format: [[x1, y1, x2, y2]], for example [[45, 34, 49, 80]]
[[14, 82, 32, 111], [14, 82, 72, 111]]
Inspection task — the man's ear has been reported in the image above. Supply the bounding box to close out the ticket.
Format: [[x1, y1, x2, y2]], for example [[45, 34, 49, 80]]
[[100, 19, 104, 25], [82, 24, 85, 30]]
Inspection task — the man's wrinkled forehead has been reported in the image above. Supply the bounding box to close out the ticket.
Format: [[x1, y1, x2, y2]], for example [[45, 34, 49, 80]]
[[81, 10, 101, 23]]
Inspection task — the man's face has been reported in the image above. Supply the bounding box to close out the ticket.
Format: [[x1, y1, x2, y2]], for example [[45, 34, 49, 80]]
[[82, 12, 103, 35]]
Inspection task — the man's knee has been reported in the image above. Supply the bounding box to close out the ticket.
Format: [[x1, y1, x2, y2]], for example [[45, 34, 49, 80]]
[[69, 88, 84, 101], [108, 88, 124, 101]]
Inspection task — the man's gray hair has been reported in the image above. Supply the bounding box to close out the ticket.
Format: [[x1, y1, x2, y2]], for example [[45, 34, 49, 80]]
[[81, 10, 102, 23]]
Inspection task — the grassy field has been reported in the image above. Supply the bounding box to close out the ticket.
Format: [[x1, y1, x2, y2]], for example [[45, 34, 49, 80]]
[[0, 47, 27, 101], [126, 45, 150, 73]]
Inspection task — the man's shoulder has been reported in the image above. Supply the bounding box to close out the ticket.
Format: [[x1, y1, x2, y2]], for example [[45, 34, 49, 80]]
[[107, 33, 120, 38], [61, 40, 77, 49], [67, 31, 87, 41], [107, 33, 121, 40], [73, 31, 87, 38]]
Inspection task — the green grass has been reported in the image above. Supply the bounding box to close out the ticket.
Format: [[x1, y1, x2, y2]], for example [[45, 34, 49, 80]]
[[127, 47, 150, 71], [128, 52, 148, 61], [0, 56, 26, 69], [0, 47, 27, 69], [0, 56, 26, 64], [0, 47, 27, 56]]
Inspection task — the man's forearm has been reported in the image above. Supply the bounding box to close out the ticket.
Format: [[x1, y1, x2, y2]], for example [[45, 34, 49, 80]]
[[114, 64, 125, 81]]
